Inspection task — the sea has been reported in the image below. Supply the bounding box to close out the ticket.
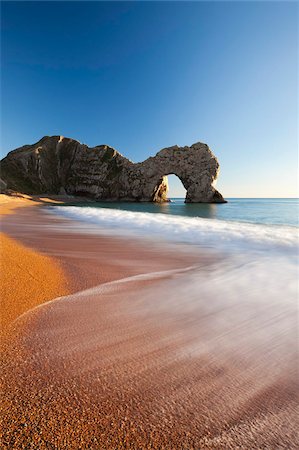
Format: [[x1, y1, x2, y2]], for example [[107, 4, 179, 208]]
[[52, 197, 298, 226], [49, 198, 298, 310]]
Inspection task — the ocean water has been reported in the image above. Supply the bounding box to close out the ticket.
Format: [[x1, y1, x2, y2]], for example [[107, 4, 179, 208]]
[[50, 198, 299, 253], [50, 198, 298, 310], [56, 198, 299, 227]]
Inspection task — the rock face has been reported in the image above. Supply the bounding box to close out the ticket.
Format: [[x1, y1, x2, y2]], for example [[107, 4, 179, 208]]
[[0, 136, 226, 203], [0, 177, 7, 193]]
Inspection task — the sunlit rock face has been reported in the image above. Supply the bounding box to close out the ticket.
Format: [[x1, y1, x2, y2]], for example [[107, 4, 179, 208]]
[[0, 136, 226, 203]]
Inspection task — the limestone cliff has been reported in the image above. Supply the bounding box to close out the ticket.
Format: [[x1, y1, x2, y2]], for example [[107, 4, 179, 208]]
[[0, 136, 226, 203]]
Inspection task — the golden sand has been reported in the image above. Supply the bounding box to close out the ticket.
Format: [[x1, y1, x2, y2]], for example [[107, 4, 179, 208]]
[[0, 192, 64, 215], [0, 194, 69, 330], [0, 232, 69, 330]]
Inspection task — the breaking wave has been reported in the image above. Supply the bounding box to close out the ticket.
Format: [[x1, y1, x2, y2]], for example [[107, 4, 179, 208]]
[[50, 206, 298, 258]]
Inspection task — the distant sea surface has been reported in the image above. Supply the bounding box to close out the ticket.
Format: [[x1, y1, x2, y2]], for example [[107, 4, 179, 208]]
[[56, 197, 298, 227]]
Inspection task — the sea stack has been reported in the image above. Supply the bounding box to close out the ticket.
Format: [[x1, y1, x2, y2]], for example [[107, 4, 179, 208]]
[[0, 136, 226, 203]]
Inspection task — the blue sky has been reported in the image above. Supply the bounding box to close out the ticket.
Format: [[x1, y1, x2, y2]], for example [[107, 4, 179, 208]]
[[1, 1, 297, 197]]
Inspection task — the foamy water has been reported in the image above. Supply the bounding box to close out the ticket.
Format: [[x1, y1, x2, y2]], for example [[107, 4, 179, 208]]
[[48, 205, 298, 309], [50, 206, 298, 255]]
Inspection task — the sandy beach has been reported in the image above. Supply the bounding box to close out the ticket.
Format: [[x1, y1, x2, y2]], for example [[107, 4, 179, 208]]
[[0, 195, 71, 331], [1, 195, 298, 449]]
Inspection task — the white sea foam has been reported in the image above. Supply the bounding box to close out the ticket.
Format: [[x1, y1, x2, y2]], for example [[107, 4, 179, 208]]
[[47, 205, 298, 306], [16, 205, 298, 331], [49, 206, 299, 257]]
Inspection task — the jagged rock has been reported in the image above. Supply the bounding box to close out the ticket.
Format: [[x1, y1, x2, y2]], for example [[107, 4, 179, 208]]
[[0, 177, 7, 193], [0, 136, 226, 203]]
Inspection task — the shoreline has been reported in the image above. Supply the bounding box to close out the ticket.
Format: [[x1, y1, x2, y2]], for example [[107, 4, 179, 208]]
[[0, 195, 72, 331], [0, 193, 202, 331], [1, 194, 298, 449]]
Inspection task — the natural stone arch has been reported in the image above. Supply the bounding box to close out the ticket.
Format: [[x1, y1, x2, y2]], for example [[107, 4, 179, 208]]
[[0, 136, 226, 203], [125, 142, 225, 203]]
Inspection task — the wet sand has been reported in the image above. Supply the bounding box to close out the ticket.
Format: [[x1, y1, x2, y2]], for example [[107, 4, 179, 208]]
[[0, 232, 69, 330], [1, 196, 298, 449], [0, 195, 71, 331]]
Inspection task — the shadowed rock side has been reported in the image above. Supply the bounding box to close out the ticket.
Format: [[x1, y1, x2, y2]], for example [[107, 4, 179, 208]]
[[0, 136, 226, 203]]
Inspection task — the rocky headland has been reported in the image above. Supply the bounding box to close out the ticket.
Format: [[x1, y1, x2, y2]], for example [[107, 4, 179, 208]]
[[0, 136, 226, 203]]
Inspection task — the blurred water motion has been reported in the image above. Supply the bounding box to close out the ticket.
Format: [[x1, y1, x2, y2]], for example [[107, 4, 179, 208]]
[[57, 198, 299, 226]]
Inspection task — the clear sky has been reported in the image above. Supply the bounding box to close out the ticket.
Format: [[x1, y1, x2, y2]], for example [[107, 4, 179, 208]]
[[1, 1, 298, 197]]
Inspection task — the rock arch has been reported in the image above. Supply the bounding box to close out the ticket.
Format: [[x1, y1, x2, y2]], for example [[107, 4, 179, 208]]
[[0, 136, 226, 203], [124, 142, 225, 203]]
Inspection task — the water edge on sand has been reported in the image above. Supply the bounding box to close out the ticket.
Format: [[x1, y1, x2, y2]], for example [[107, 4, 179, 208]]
[[1, 200, 298, 449]]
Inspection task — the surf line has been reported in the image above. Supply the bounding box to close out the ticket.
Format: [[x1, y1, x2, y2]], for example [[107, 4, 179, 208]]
[[13, 264, 198, 325]]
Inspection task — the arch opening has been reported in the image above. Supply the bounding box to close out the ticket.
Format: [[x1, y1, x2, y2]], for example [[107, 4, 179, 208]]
[[167, 174, 187, 200], [152, 174, 187, 203]]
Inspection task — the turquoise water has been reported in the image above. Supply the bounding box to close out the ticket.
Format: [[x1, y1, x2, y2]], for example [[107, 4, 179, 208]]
[[60, 198, 298, 227]]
